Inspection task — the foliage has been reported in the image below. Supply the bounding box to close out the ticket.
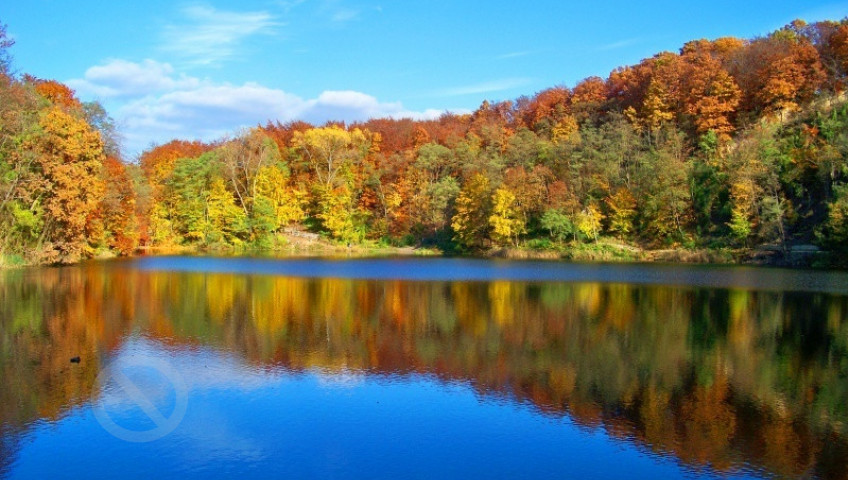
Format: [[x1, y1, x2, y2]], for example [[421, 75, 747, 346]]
[[291, 125, 372, 188], [540, 209, 578, 242], [605, 188, 637, 238], [819, 183, 848, 247], [319, 184, 367, 243], [488, 187, 525, 246], [255, 164, 305, 230], [576, 205, 603, 242], [5, 19, 848, 262], [451, 173, 492, 250], [29, 107, 106, 262]]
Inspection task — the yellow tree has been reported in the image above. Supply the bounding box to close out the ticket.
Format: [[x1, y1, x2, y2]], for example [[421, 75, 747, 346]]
[[292, 125, 372, 188], [551, 114, 580, 145], [576, 205, 603, 242], [218, 129, 281, 220], [489, 187, 525, 246], [639, 52, 682, 135], [728, 178, 759, 243], [451, 173, 492, 250], [605, 188, 637, 238], [147, 203, 174, 246], [31, 108, 105, 262], [255, 165, 305, 231], [206, 177, 247, 245], [319, 184, 363, 243], [642, 80, 676, 132]]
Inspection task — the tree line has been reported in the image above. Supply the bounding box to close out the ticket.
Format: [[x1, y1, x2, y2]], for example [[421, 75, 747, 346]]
[[2, 19, 848, 264]]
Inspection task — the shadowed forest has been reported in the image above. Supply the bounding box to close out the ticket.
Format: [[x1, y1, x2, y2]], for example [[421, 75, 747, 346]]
[[2, 19, 848, 264]]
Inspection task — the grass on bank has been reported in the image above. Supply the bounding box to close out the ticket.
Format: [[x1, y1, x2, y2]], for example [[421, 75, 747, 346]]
[[0, 254, 26, 268]]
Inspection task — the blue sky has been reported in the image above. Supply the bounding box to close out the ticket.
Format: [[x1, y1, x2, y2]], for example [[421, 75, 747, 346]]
[[4, 0, 847, 156]]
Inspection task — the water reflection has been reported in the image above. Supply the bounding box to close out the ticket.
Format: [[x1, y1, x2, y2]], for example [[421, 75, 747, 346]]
[[1, 260, 848, 478]]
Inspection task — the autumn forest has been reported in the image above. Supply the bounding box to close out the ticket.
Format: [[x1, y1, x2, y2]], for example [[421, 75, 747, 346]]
[[2, 19, 848, 265]]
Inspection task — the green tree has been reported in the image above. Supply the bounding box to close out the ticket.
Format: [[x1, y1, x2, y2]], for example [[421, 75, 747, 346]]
[[819, 183, 848, 246], [219, 129, 282, 241], [415, 143, 458, 182], [540, 209, 578, 242], [166, 155, 214, 243], [728, 208, 753, 243], [638, 129, 692, 241]]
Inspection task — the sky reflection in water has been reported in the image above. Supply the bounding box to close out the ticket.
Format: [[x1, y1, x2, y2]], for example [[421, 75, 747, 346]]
[[1, 257, 847, 479]]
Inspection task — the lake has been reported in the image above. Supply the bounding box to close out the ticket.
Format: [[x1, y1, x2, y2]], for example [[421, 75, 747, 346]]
[[1, 256, 848, 479]]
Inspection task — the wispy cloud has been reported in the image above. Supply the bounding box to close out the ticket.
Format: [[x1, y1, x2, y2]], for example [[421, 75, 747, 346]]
[[596, 38, 640, 51], [318, 0, 361, 24], [437, 78, 533, 97], [274, 0, 364, 25], [331, 8, 359, 23], [275, 0, 308, 13], [161, 5, 280, 66], [496, 51, 532, 60]]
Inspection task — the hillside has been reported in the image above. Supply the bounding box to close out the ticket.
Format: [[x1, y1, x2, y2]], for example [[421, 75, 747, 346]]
[[2, 19, 848, 265]]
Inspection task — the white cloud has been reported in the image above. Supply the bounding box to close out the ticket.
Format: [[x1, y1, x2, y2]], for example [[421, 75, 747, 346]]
[[596, 38, 641, 51], [162, 5, 280, 66], [302, 90, 402, 123], [72, 60, 455, 156], [331, 8, 360, 23], [496, 51, 532, 60], [68, 59, 200, 98], [275, 0, 308, 13], [438, 77, 533, 97], [272, 0, 361, 23], [121, 84, 448, 153], [316, 0, 361, 24], [120, 82, 302, 133]]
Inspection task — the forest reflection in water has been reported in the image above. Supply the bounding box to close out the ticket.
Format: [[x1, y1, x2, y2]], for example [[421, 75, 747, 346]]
[[1, 259, 848, 479]]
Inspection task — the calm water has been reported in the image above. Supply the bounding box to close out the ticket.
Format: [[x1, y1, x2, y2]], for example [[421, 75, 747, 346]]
[[2, 257, 848, 479]]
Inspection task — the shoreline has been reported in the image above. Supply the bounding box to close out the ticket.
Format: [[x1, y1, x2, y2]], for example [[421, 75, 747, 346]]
[[2, 239, 842, 270]]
